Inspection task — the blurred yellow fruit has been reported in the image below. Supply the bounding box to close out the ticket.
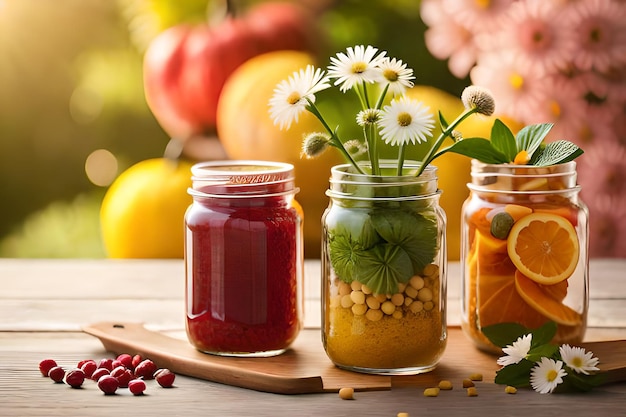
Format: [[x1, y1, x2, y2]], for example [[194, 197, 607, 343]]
[[100, 158, 193, 258], [404, 86, 521, 260], [217, 50, 344, 258]]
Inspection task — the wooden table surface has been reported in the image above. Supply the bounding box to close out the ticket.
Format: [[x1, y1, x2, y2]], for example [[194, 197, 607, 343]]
[[2, 258, 626, 416]]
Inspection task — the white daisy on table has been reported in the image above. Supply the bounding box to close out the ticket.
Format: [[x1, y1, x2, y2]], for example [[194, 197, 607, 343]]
[[560, 344, 600, 375], [377, 57, 415, 95], [497, 333, 532, 367], [530, 357, 567, 394], [378, 96, 434, 146], [327, 45, 386, 93], [269, 65, 331, 130]]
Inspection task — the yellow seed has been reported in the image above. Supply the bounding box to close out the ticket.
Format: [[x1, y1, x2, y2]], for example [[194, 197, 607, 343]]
[[417, 287, 433, 302], [397, 413, 409, 417], [375, 293, 387, 303], [469, 373, 483, 381], [338, 282, 351, 296], [361, 284, 372, 295], [350, 280, 362, 291], [351, 303, 367, 316], [423, 301, 434, 311], [366, 295, 380, 310], [462, 379, 475, 388], [350, 290, 365, 304], [438, 380, 453, 390], [391, 293, 404, 306], [422, 263, 439, 277], [365, 309, 383, 322], [338, 387, 354, 400], [404, 297, 413, 306], [409, 300, 424, 314], [505, 386, 517, 394], [392, 309, 403, 319], [404, 285, 418, 299], [423, 387, 440, 397], [381, 301, 396, 315], [397, 282, 406, 293], [467, 387, 478, 397], [409, 275, 425, 290], [340, 294, 354, 308]]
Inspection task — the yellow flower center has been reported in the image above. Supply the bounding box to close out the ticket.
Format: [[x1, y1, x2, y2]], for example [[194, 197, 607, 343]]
[[287, 92, 301, 105], [549, 100, 561, 118], [351, 61, 367, 74], [383, 69, 398, 82], [546, 369, 558, 382], [572, 357, 583, 368], [509, 73, 524, 90], [475, 0, 491, 9], [397, 112, 412, 127]]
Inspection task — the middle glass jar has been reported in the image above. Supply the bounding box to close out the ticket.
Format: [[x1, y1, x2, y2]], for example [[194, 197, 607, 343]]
[[322, 161, 447, 375]]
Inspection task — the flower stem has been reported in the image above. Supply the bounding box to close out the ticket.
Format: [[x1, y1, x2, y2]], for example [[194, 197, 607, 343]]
[[415, 107, 479, 177], [397, 143, 406, 175], [306, 99, 365, 174]]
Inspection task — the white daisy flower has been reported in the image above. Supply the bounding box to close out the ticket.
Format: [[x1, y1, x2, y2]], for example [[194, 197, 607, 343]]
[[559, 344, 600, 375], [327, 45, 387, 92], [378, 96, 434, 146], [530, 357, 567, 394], [356, 109, 381, 126], [497, 334, 532, 367], [378, 57, 415, 95], [269, 65, 331, 130]]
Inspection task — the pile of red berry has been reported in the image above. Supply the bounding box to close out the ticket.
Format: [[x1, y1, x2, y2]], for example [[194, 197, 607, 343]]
[[38, 353, 176, 395]]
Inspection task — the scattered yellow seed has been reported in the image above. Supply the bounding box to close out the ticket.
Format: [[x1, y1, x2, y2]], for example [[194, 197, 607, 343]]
[[338, 387, 354, 400], [505, 386, 517, 394], [467, 387, 478, 397], [397, 413, 409, 417], [462, 379, 475, 388], [423, 387, 440, 397], [469, 373, 483, 381], [438, 380, 453, 390]]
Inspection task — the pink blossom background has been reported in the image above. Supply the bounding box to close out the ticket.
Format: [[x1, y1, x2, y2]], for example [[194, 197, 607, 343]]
[[421, 0, 626, 258]]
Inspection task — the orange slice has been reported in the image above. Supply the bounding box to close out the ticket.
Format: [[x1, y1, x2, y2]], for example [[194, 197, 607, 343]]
[[507, 212, 579, 285], [478, 279, 547, 329], [514, 271, 582, 326]]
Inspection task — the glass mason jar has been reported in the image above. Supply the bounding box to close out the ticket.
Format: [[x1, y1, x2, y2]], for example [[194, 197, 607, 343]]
[[461, 160, 589, 353], [184, 161, 303, 357], [322, 161, 447, 374]]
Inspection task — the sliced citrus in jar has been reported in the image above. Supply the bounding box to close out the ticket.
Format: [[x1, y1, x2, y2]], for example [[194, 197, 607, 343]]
[[507, 212, 579, 285], [514, 271, 582, 326]]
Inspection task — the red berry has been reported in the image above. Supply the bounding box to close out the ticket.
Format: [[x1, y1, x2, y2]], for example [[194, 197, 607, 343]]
[[91, 368, 110, 381], [97, 375, 119, 395], [134, 359, 157, 380], [64, 369, 85, 388], [48, 366, 65, 383], [128, 379, 147, 396], [39, 359, 57, 377], [76, 359, 90, 369], [131, 354, 143, 369], [80, 360, 97, 378], [111, 366, 133, 388], [154, 368, 175, 388], [116, 353, 133, 369], [97, 358, 114, 371]]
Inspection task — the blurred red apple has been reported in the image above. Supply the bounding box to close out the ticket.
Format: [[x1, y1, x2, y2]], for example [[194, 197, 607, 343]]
[[143, 1, 322, 141]]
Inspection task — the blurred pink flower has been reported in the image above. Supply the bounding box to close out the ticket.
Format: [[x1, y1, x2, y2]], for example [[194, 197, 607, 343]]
[[562, 0, 626, 72], [577, 137, 626, 197], [441, 0, 515, 33], [498, 0, 577, 76], [469, 51, 544, 121], [584, 193, 626, 258]]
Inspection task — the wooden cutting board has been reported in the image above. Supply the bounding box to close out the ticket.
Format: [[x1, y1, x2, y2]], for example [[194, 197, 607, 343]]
[[83, 322, 626, 395]]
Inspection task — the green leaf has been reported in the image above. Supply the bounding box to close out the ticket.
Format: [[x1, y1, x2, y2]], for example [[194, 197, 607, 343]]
[[438, 110, 449, 130], [481, 322, 531, 348], [556, 372, 606, 393], [355, 244, 413, 294], [327, 231, 363, 283], [494, 360, 534, 387], [516, 123, 554, 160], [490, 119, 517, 162], [530, 321, 557, 346], [435, 138, 509, 164], [526, 344, 559, 362], [370, 210, 438, 274], [532, 140, 584, 166]]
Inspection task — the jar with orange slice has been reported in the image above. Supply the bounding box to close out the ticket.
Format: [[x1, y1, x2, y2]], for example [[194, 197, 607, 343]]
[[461, 160, 589, 353]]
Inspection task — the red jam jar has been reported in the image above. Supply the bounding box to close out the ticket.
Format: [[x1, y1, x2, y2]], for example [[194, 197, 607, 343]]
[[184, 161, 303, 357]]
